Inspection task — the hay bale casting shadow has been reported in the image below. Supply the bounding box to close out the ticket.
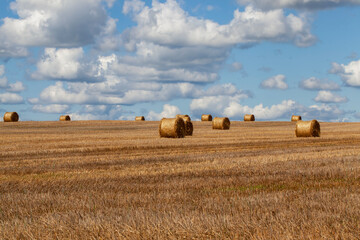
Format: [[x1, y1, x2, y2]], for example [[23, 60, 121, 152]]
[[3, 112, 19, 122], [59, 115, 71, 121], [295, 120, 320, 137], [291, 115, 302, 121], [159, 118, 186, 138], [212, 117, 230, 130], [201, 114, 212, 121], [244, 114, 255, 121], [176, 115, 193, 136], [135, 116, 145, 121]]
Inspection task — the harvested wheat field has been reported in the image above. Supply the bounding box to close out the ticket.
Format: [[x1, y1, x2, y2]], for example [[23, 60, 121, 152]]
[[1, 120, 360, 239]]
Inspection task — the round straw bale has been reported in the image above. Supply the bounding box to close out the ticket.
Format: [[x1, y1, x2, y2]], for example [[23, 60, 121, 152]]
[[176, 114, 191, 121], [212, 117, 230, 130], [3, 112, 19, 122], [244, 114, 255, 121], [291, 115, 302, 121], [176, 115, 193, 136], [295, 120, 320, 137], [135, 116, 145, 121], [59, 115, 71, 121], [159, 118, 185, 138], [201, 114, 212, 121], [184, 119, 193, 136]]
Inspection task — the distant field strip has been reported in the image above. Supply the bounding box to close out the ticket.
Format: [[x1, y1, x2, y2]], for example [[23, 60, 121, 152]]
[[1, 121, 360, 239]]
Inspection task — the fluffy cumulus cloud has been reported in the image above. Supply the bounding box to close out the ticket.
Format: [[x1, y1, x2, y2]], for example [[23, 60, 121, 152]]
[[22, 0, 318, 112], [7, 82, 25, 92], [237, 0, 360, 10], [30, 78, 249, 106], [0, 92, 24, 104], [123, 0, 315, 48], [224, 100, 296, 120], [191, 93, 347, 121], [147, 104, 181, 120], [302, 104, 345, 121], [191, 96, 296, 120], [314, 90, 348, 103], [299, 77, 340, 90], [0, 0, 113, 48], [32, 104, 70, 113], [260, 74, 288, 90], [330, 60, 360, 87], [32, 48, 100, 81]]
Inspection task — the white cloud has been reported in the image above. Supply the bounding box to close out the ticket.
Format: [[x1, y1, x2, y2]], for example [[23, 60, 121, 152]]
[[225, 100, 296, 120], [32, 104, 70, 113], [299, 77, 340, 90], [303, 104, 345, 121], [32, 48, 99, 81], [190, 85, 252, 117], [7, 82, 25, 92], [123, 0, 145, 15], [83, 105, 109, 114], [330, 60, 360, 87], [191, 94, 346, 121], [191, 96, 295, 120], [147, 104, 181, 120], [124, 1, 315, 48], [260, 74, 288, 90], [0, 0, 111, 48], [314, 90, 347, 103], [70, 113, 102, 121], [236, 0, 360, 10], [0, 44, 28, 58], [0, 92, 24, 104]]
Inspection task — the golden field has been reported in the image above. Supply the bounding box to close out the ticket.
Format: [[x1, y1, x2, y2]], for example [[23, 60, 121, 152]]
[[1, 120, 360, 239]]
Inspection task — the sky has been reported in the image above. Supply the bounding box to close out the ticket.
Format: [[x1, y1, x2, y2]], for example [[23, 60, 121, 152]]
[[0, 0, 360, 122]]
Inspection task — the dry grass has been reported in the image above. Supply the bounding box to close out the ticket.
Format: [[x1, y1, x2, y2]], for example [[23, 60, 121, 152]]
[[1, 120, 360, 239]]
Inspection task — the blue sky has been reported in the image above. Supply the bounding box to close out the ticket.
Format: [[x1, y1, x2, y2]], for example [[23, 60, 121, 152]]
[[1, 0, 360, 121]]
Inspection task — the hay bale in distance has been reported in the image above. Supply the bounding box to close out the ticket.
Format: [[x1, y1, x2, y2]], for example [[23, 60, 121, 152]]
[[201, 114, 212, 121], [159, 118, 185, 138], [135, 116, 145, 121], [295, 120, 320, 137], [291, 115, 302, 121], [59, 115, 71, 121], [212, 117, 230, 130], [3, 112, 19, 122], [244, 114, 255, 121]]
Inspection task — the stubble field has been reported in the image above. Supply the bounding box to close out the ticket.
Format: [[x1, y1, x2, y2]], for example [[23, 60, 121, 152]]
[[0, 120, 360, 239]]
